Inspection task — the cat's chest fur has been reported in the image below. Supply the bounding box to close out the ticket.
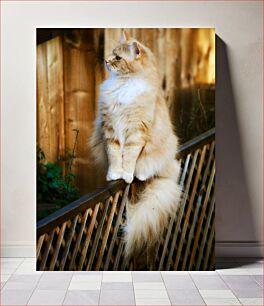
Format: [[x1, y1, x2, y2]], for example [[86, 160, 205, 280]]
[[100, 76, 151, 145], [100, 76, 151, 105]]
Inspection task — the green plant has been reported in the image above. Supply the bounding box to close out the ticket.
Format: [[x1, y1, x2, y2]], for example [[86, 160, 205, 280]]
[[37, 129, 80, 210]]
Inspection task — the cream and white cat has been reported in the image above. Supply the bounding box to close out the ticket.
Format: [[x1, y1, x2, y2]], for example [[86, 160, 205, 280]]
[[90, 31, 182, 259]]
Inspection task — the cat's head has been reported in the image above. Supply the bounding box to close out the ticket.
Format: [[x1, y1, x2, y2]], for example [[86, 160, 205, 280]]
[[105, 31, 155, 77]]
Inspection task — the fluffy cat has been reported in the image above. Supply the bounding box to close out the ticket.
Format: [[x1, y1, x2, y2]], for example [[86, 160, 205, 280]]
[[90, 30, 182, 259]]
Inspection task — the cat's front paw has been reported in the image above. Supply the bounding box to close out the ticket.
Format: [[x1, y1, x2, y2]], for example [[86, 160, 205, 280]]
[[106, 168, 123, 181], [122, 171, 134, 184], [136, 174, 149, 181]]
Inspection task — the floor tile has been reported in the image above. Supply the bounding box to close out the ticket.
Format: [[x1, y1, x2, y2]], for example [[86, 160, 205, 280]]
[[221, 275, 261, 290], [28, 289, 66, 305], [252, 275, 263, 287], [74, 271, 102, 274], [14, 262, 40, 275], [167, 289, 205, 305], [189, 271, 218, 275], [1, 288, 33, 305], [231, 287, 263, 298], [191, 275, 228, 290], [135, 298, 171, 305], [102, 272, 132, 282], [99, 289, 135, 305], [71, 274, 102, 282], [132, 272, 162, 282], [8, 274, 41, 283], [239, 298, 264, 305], [63, 290, 100, 305], [1, 262, 22, 269], [199, 289, 237, 298], [134, 282, 166, 290], [68, 281, 101, 290], [101, 281, 133, 290], [134, 289, 169, 299], [103, 271, 132, 275], [0, 258, 25, 263], [1, 266, 18, 274], [163, 274, 196, 289], [3, 280, 38, 290], [23, 258, 37, 263], [161, 271, 189, 275], [37, 272, 72, 290], [1, 274, 11, 282], [203, 297, 241, 305]]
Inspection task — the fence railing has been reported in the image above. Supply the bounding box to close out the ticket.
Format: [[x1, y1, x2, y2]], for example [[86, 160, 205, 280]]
[[37, 128, 215, 271]]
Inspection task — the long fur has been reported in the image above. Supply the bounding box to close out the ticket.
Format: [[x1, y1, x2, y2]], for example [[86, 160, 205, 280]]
[[89, 31, 182, 259], [125, 160, 182, 257]]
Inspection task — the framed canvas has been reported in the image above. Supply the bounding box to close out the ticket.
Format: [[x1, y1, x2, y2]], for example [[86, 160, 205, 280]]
[[36, 28, 215, 271]]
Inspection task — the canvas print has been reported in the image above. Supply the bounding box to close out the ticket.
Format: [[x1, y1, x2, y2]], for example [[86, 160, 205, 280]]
[[36, 28, 215, 271]]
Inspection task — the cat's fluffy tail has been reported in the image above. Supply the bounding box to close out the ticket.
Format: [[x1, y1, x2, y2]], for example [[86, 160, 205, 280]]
[[124, 160, 182, 258]]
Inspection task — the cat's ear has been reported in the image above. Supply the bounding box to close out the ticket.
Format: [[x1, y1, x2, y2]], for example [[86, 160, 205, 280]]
[[131, 41, 141, 58], [120, 30, 130, 43]]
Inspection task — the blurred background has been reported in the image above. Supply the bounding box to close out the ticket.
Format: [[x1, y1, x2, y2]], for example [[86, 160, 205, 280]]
[[37, 28, 215, 217]]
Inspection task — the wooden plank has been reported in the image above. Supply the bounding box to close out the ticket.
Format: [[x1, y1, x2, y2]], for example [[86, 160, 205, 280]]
[[49, 221, 67, 270], [196, 180, 215, 270], [194, 28, 215, 85], [104, 28, 122, 60], [86, 199, 111, 270], [37, 43, 49, 156], [69, 208, 90, 270], [39, 228, 55, 271], [174, 146, 207, 270], [181, 144, 210, 270], [166, 151, 198, 270], [95, 191, 121, 270], [158, 216, 174, 270], [141, 28, 154, 51], [176, 128, 215, 158], [63, 29, 96, 194], [104, 185, 129, 270], [165, 28, 181, 109], [78, 203, 100, 270], [37, 36, 65, 162], [180, 28, 197, 88], [59, 216, 78, 271], [153, 28, 166, 95], [188, 141, 215, 269], [36, 234, 45, 259], [115, 240, 125, 270], [93, 29, 105, 113]]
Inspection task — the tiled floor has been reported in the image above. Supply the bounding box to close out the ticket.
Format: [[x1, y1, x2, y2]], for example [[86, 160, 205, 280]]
[[0, 258, 263, 305]]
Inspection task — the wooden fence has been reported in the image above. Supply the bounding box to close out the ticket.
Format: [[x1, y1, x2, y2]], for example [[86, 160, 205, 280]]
[[37, 28, 215, 194], [37, 129, 215, 271]]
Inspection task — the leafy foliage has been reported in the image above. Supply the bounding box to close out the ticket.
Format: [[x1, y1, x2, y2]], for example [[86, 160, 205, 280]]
[[37, 129, 80, 220]]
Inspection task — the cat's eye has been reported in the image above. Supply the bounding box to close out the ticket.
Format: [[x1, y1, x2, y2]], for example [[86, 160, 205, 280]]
[[115, 55, 122, 60]]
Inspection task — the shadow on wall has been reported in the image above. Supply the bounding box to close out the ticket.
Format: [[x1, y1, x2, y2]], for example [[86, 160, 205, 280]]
[[216, 36, 258, 261]]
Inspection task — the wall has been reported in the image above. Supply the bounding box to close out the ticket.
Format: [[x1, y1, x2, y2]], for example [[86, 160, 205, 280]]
[[1, 1, 262, 257]]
